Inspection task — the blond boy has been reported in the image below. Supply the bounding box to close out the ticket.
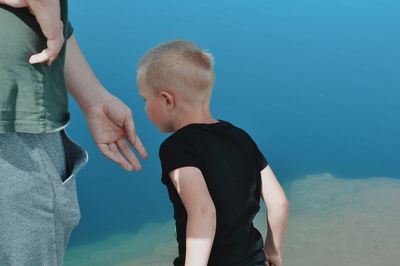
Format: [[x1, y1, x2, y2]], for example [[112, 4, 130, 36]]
[[137, 40, 288, 266]]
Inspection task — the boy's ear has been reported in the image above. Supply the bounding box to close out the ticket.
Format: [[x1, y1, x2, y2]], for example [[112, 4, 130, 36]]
[[160, 91, 175, 110]]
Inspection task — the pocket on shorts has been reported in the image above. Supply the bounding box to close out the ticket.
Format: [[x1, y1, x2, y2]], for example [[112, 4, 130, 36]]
[[60, 130, 88, 184], [56, 130, 89, 230]]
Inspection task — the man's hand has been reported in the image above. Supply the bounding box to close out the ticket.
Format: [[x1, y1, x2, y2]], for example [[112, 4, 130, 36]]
[[0, 0, 64, 65], [26, 0, 64, 65], [29, 28, 64, 65], [64, 36, 148, 171], [84, 93, 148, 171], [0, 0, 27, 8]]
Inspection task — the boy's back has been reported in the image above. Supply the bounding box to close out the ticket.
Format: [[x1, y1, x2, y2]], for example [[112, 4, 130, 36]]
[[160, 120, 268, 266], [138, 40, 287, 266]]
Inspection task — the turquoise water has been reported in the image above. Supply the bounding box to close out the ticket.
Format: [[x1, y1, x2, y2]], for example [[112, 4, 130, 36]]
[[65, 0, 400, 265]]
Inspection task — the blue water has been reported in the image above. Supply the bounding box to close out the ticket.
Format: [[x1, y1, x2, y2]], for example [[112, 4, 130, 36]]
[[66, 0, 400, 253]]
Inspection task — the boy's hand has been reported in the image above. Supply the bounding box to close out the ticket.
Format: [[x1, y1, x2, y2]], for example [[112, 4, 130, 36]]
[[265, 253, 282, 266], [0, 0, 64, 65]]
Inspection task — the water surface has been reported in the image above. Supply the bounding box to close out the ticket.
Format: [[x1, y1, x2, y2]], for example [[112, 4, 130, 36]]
[[65, 0, 400, 265]]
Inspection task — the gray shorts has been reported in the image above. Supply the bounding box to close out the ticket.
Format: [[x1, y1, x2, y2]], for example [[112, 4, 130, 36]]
[[0, 130, 88, 266]]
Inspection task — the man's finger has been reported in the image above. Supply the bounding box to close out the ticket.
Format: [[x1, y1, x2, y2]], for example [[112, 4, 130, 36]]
[[46, 55, 58, 66], [98, 143, 133, 171], [117, 138, 142, 171], [109, 142, 133, 171], [124, 117, 148, 159], [29, 43, 62, 65], [29, 50, 51, 64], [131, 135, 147, 159], [0, 0, 28, 8]]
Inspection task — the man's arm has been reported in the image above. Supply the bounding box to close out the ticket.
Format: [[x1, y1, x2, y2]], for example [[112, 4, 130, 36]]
[[169, 166, 216, 266], [0, 0, 64, 65], [64, 35, 147, 171], [261, 165, 289, 266]]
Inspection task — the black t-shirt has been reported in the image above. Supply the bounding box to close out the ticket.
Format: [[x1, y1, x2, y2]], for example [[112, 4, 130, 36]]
[[159, 120, 268, 266]]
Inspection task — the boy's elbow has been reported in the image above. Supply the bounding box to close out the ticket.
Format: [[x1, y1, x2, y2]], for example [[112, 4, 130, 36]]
[[189, 204, 216, 220], [268, 197, 289, 213], [201, 204, 217, 219], [279, 195, 289, 211], [279, 194, 289, 208], [204, 207, 217, 230], [281, 198, 289, 212]]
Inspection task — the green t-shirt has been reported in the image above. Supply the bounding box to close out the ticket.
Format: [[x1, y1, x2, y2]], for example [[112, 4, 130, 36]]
[[0, 0, 73, 133]]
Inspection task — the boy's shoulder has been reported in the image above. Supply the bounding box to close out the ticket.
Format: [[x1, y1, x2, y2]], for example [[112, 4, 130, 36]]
[[158, 125, 198, 159], [158, 119, 267, 174], [159, 120, 255, 155], [160, 119, 232, 144]]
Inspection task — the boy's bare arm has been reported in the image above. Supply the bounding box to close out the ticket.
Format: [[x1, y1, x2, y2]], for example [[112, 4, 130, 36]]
[[261, 166, 289, 266], [0, 0, 64, 65], [169, 166, 216, 266], [64, 35, 147, 171]]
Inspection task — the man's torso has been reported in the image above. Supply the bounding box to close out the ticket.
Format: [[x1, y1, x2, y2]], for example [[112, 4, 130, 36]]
[[0, 0, 73, 133]]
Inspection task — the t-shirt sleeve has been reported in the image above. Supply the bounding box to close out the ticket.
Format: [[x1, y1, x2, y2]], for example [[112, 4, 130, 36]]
[[65, 20, 74, 39], [252, 140, 268, 172], [159, 136, 203, 178], [240, 129, 269, 172]]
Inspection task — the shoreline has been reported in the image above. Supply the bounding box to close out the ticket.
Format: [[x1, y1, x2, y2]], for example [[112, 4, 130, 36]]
[[65, 173, 400, 266]]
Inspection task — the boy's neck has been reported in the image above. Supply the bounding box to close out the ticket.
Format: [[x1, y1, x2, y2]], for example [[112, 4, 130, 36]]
[[171, 104, 217, 132]]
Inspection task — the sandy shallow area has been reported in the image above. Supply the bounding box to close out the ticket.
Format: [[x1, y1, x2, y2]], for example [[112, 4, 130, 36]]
[[65, 173, 400, 266]]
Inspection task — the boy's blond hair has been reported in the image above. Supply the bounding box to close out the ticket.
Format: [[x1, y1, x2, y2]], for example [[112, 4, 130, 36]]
[[138, 40, 215, 101]]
